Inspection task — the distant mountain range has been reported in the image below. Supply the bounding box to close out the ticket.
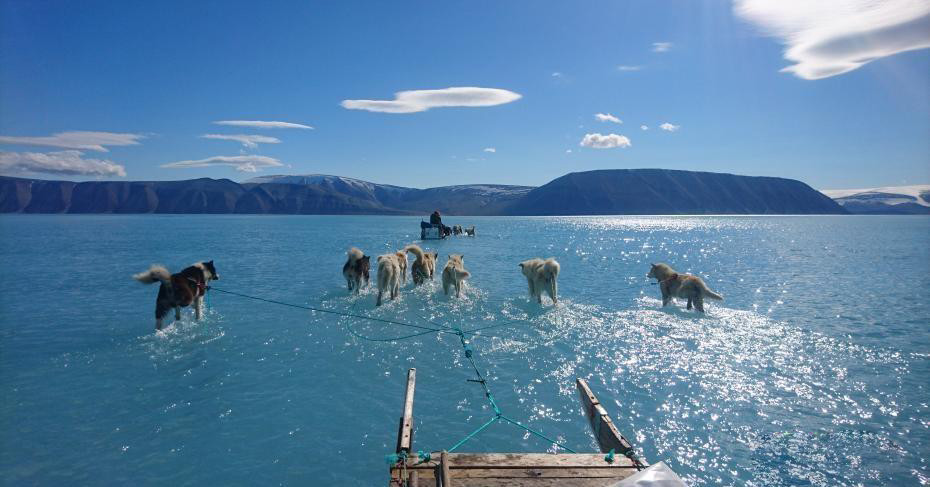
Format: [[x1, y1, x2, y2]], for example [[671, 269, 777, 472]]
[[0, 169, 848, 215], [820, 185, 930, 214]]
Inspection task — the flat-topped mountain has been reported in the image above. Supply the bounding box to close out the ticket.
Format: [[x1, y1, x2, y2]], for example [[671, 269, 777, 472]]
[[0, 169, 847, 215], [504, 169, 846, 215]]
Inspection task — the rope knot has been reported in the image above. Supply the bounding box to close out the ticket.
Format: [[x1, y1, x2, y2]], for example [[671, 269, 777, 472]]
[[604, 448, 615, 464]]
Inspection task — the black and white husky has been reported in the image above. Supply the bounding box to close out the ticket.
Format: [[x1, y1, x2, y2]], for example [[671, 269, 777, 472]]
[[133, 261, 219, 330]]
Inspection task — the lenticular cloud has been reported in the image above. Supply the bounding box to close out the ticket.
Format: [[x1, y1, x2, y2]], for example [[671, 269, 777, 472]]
[[734, 0, 930, 79], [341, 87, 522, 113], [161, 155, 284, 173]]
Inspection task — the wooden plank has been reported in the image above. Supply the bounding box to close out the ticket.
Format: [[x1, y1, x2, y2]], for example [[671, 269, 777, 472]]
[[440, 450, 452, 487], [403, 453, 635, 469], [396, 368, 417, 454], [407, 479, 629, 487], [575, 378, 646, 468]]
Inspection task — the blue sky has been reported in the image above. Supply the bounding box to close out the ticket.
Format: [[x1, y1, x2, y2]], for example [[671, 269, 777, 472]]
[[1, 0, 928, 190]]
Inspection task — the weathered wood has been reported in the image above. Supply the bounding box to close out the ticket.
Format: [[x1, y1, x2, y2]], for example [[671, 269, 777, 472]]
[[440, 450, 452, 487], [396, 368, 417, 454], [576, 378, 645, 469], [391, 453, 637, 486], [407, 453, 635, 469]]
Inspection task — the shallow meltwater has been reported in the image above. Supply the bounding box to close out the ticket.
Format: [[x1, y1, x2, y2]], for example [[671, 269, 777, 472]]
[[1, 215, 928, 485]]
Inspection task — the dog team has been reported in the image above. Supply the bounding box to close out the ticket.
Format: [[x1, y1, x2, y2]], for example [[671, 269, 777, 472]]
[[345, 244, 560, 307], [134, 254, 722, 329]]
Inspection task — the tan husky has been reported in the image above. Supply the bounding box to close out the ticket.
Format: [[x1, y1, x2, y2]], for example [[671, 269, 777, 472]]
[[442, 254, 471, 297], [376, 253, 402, 306], [519, 257, 560, 304], [647, 263, 722, 313], [394, 249, 408, 285], [405, 244, 438, 285]]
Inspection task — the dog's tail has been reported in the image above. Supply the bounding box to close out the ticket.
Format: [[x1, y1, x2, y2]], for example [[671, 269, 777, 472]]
[[699, 281, 723, 300], [347, 247, 364, 262], [542, 258, 560, 279], [404, 244, 425, 261], [133, 265, 171, 284]]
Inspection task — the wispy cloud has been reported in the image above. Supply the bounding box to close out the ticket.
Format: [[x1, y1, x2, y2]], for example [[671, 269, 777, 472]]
[[617, 65, 643, 71], [0, 131, 144, 152], [595, 113, 623, 124], [0, 150, 126, 177], [551, 72, 563, 77], [640, 125, 649, 130], [341, 87, 522, 114], [660, 122, 680, 132], [200, 134, 281, 149], [213, 120, 313, 129], [652, 42, 673, 52], [161, 155, 284, 173], [734, 0, 930, 80], [580, 133, 632, 149], [483, 147, 496, 153]]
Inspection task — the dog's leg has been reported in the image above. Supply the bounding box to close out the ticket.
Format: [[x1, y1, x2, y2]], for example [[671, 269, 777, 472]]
[[687, 297, 693, 310], [695, 295, 705, 313], [155, 318, 163, 331], [195, 296, 203, 320], [376, 289, 383, 306], [175, 306, 182, 321]]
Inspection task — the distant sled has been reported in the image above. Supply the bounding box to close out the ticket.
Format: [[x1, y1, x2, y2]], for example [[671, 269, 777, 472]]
[[420, 221, 446, 240]]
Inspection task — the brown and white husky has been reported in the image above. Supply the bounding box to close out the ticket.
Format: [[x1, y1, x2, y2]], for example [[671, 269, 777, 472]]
[[647, 262, 722, 313], [519, 257, 559, 304], [343, 247, 371, 294], [133, 261, 220, 330]]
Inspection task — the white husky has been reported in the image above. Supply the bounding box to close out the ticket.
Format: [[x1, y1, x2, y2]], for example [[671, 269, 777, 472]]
[[376, 253, 402, 306], [519, 257, 560, 304], [441, 254, 471, 297]]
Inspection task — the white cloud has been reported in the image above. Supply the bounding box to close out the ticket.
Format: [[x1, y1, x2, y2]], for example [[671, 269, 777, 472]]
[[213, 120, 313, 129], [565, 149, 573, 153], [551, 72, 563, 77], [161, 155, 284, 173], [200, 134, 281, 149], [652, 42, 673, 52], [341, 87, 522, 113], [579, 133, 632, 149], [617, 65, 643, 71], [0, 131, 144, 152], [483, 147, 496, 153], [734, 0, 930, 79], [660, 122, 680, 132], [0, 150, 126, 177], [595, 113, 623, 124], [641, 125, 649, 130]]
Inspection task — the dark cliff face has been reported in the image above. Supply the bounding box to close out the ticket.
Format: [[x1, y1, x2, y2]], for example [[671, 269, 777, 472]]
[[502, 169, 847, 215], [0, 169, 848, 215]]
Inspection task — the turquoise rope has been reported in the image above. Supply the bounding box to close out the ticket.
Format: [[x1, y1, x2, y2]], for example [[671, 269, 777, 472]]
[[447, 415, 501, 452]]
